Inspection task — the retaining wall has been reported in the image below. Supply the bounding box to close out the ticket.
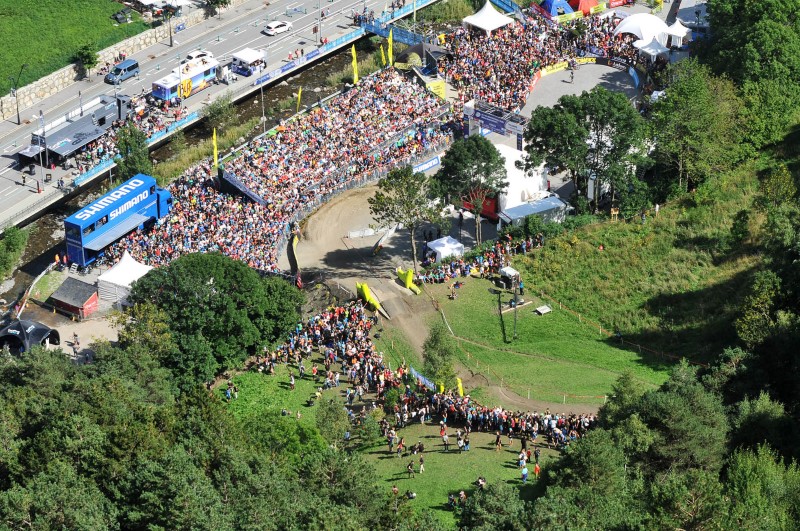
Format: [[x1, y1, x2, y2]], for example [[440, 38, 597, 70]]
[[0, 0, 248, 123]]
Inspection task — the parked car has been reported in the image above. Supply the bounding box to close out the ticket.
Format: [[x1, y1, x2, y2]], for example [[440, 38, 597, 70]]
[[181, 50, 214, 65], [263, 21, 292, 36], [104, 59, 140, 84]]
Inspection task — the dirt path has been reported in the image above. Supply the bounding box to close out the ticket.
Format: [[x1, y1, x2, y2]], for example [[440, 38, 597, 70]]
[[284, 184, 602, 413]]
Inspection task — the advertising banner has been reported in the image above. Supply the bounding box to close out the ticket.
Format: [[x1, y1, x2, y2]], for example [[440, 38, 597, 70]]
[[608, 0, 627, 7], [426, 79, 446, 100], [590, 3, 606, 13], [473, 111, 506, 135], [541, 61, 568, 76], [577, 56, 597, 65]]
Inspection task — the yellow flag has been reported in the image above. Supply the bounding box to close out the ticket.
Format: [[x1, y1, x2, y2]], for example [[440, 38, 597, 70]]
[[456, 377, 464, 397], [380, 45, 387, 67], [351, 45, 359, 84], [296, 87, 302, 112], [388, 29, 393, 66], [212, 127, 218, 172]]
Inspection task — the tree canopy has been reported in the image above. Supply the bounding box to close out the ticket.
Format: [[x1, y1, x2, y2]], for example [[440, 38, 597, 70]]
[[128, 252, 303, 388], [368, 165, 443, 272], [434, 135, 507, 245]]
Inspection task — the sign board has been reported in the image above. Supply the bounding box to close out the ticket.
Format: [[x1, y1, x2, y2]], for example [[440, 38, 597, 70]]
[[473, 111, 506, 135], [426, 79, 446, 100]]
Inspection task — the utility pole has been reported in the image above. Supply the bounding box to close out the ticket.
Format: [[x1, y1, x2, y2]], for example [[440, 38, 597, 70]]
[[9, 63, 28, 125]]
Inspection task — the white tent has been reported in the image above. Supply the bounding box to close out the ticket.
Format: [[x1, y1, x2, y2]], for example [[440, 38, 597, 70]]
[[463, 1, 514, 35], [613, 13, 669, 45], [97, 251, 153, 304], [428, 236, 465, 262], [665, 20, 690, 38], [494, 143, 546, 213], [634, 37, 670, 59]]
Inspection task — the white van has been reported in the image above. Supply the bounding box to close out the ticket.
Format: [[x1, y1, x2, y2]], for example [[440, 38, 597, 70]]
[[230, 48, 266, 77]]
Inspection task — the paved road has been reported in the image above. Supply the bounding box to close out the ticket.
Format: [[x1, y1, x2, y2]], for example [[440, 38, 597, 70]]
[[0, 0, 416, 229]]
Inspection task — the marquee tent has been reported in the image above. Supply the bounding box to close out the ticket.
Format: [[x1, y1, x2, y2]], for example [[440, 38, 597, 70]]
[[428, 236, 465, 262], [665, 19, 690, 47], [569, 0, 597, 15], [540, 0, 574, 17], [613, 13, 669, 45], [634, 37, 670, 59], [97, 251, 153, 304], [0, 320, 59, 354], [462, 1, 514, 35]]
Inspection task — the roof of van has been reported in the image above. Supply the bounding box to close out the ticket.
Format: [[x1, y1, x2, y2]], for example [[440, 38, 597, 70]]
[[114, 59, 139, 68]]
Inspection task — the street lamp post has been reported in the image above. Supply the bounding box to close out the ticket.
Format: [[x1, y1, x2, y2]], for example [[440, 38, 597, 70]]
[[9, 63, 28, 125]]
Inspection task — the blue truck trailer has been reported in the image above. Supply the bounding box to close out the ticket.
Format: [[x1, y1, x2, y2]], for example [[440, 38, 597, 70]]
[[64, 174, 173, 267]]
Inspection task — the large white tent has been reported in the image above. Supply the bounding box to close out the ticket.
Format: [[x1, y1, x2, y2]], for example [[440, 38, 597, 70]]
[[494, 143, 547, 214], [463, 1, 514, 35], [97, 251, 153, 304], [613, 13, 669, 45], [428, 236, 465, 262]]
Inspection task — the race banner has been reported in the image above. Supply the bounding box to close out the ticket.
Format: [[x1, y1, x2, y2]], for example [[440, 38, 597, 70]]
[[540, 61, 569, 76]]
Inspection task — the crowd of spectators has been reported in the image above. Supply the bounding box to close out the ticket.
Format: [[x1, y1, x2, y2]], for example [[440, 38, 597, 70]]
[[441, 12, 641, 111], [222, 69, 451, 204], [108, 70, 454, 272], [108, 166, 285, 272]]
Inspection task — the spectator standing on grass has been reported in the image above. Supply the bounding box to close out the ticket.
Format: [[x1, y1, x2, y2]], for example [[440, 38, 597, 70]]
[[289, 373, 296, 391], [407, 461, 415, 478], [495, 431, 502, 452], [522, 465, 529, 484], [534, 462, 541, 479], [419, 456, 425, 473], [442, 432, 450, 452]]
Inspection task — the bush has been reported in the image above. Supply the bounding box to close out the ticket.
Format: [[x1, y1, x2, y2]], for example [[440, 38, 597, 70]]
[[383, 387, 400, 413], [0, 227, 29, 280]]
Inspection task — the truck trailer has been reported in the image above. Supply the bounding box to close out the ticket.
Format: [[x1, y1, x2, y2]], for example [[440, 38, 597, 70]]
[[64, 174, 173, 267]]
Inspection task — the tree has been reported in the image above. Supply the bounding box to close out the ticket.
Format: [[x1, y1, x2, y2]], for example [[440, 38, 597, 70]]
[[723, 445, 800, 529], [205, 0, 231, 18], [703, 0, 800, 86], [202, 91, 236, 132], [730, 392, 796, 458], [650, 60, 743, 193], [368, 166, 443, 273], [458, 482, 530, 530], [758, 163, 797, 210], [115, 122, 154, 180], [422, 322, 458, 391], [434, 135, 507, 245], [315, 398, 351, 448], [599, 371, 645, 428], [73, 43, 98, 77], [524, 87, 646, 208], [129, 253, 303, 388], [734, 270, 781, 349]]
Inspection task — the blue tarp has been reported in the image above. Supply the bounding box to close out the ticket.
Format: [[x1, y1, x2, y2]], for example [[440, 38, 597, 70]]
[[539, 0, 574, 16]]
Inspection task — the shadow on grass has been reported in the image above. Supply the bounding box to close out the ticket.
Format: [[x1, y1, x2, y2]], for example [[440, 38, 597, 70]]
[[610, 266, 756, 365]]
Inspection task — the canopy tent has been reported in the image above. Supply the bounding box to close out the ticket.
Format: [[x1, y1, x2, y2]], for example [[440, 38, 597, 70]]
[[428, 236, 465, 262], [231, 48, 264, 65], [97, 251, 153, 304], [540, 0, 574, 17], [0, 320, 60, 354], [613, 13, 669, 45], [665, 20, 690, 38], [665, 19, 690, 47], [634, 37, 670, 59], [494, 143, 546, 213], [569, 0, 597, 16], [462, 1, 514, 35]]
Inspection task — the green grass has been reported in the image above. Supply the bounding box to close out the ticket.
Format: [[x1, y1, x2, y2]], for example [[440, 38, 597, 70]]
[[0, 0, 150, 94], [417, 0, 479, 22], [218, 363, 323, 426], [33, 270, 65, 301], [519, 166, 761, 361], [427, 280, 667, 404], [363, 422, 557, 526]]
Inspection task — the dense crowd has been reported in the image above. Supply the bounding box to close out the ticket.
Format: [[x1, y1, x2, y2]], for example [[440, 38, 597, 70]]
[[108, 166, 284, 271], [108, 71, 453, 271], [441, 12, 640, 111], [222, 69, 451, 203]]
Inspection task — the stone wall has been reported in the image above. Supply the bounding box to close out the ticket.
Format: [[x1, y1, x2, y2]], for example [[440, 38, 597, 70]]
[[0, 0, 248, 123]]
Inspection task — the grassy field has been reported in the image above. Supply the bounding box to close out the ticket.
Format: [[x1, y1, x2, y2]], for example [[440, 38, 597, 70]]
[[363, 421, 557, 526], [0, 0, 149, 95], [517, 166, 761, 362], [425, 279, 668, 404]]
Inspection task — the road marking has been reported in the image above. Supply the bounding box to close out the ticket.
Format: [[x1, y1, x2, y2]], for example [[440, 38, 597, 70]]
[[0, 186, 11, 195], [6, 187, 20, 197]]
